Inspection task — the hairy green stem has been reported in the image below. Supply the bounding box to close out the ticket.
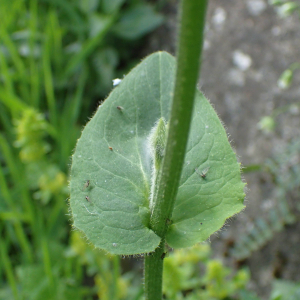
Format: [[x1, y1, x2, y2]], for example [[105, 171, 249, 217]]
[[144, 240, 165, 300], [144, 0, 209, 299]]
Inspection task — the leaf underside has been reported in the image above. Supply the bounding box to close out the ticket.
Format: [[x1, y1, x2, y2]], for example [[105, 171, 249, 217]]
[[69, 51, 245, 255]]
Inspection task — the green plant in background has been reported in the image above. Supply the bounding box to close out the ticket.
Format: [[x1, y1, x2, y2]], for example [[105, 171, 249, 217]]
[[274, 0, 299, 90], [232, 138, 300, 260], [236, 0, 300, 262], [242, 0, 300, 261], [271, 279, 300, 300], [269, 0, 300, 18], [236, 1, 300, 296], [258, 0, 300, 132], [163, 243, 253, 300], [69, 0, 246, 299], [277, 63, 300, 90]]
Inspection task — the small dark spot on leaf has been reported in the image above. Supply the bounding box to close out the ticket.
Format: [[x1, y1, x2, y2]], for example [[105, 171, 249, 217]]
[[166, 218, 173, 225], [109, 147, 113, 151], [195, 167, 210, 179], [83, 180, 90, 190]]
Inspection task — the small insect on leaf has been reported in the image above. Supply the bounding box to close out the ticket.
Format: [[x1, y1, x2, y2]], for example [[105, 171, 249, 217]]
[[85, 196, 90, 202], [109, 146, 113, 151], [195, 167, 210, 179], [83, 180, 90, 190], [117, 106, 124, 111]]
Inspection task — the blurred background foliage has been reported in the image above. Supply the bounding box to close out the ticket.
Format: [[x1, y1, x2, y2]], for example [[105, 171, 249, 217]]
[[259, 0, 300, 134], [233, 0, 300, 260], [0, 0, 300, 299]]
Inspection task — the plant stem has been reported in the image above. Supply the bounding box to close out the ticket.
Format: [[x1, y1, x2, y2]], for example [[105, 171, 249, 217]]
[[144, 240, 165, 300], [151, 0, 208, 237], [111, 255, 120, 299], [144, 0, 208, 299], [0, 239, 19, 300]]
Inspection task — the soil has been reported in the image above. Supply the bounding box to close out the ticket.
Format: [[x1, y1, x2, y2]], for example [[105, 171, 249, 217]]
[[143, 0, 300, 298]]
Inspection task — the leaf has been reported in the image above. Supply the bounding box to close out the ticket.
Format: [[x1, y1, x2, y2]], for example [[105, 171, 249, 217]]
[[78, 0, 98, 14], [101, 0, 125, 14], [17, 264, 84, 300], [69, 51, 245, 255], [165, 85, 246, 248], [111, 5, 164, 40], [64, 15, 114, 77], [271, 280, 300, 300], [93, 47, 119, 93], [89, 14, 112, 38]]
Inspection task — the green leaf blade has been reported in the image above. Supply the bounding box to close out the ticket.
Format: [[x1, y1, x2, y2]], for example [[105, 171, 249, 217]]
[[70, 52, 175, 255], [111, 5, 164, 40], [70, 51, 245, 255], [166, 91, 245, 248]]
